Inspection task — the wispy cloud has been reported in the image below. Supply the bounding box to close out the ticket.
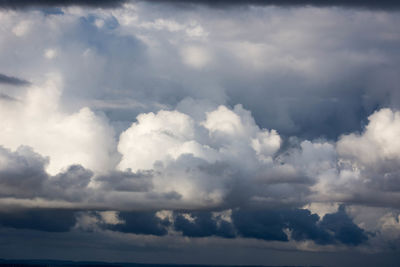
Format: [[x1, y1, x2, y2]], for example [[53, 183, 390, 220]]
[[0, 73, 29, 86]]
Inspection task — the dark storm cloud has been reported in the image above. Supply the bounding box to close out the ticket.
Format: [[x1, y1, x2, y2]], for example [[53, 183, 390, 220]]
[[108, 211, 170, 236], [320, 205, 369, 246], [232, 207, 368, 245], [0, 209, 76, 232], [0, 0, 127, 9], [142, 0, 400, 9], [174, 211, 235, 238], [173, 208, 368, 246], [0, 73, 29, 86]]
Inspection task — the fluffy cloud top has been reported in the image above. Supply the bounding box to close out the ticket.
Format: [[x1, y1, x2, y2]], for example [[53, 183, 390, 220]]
[[0, 75, 118, 175]]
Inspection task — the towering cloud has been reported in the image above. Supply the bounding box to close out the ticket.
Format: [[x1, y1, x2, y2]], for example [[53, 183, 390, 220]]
[[0, 2, 400, 266], [0, 75, 118, 175]]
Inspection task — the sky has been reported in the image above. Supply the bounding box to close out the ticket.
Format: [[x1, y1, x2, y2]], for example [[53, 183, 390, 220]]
[[0, 0, 400, 266]]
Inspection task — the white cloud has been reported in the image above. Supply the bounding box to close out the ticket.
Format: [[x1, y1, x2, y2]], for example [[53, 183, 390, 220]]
[[337, 108, 400, 165], [44, 48, 57, 59], [0, 74, 118, 175], [181, 46, 211, 68], [12, 20, 32, 37]]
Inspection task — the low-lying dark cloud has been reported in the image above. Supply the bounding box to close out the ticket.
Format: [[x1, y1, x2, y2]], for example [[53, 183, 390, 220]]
[[0, 209, 76, 232], [174, 211, 236, 238], [320, 205, 369, 246], [142, 0, 400, 9], [0, 73, 29, 86], [108, 211, 170, 235], [0, 0, 127, 9], [0, 204, 368, 247], [174, 207, 368, 246]]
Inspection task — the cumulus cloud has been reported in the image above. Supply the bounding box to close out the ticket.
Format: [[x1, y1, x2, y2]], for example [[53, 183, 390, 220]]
[[0, 75, 119, 175], [306, 108, 400, 208], [1, 2, 400, 261], [337, 108, 400, 166], [3, 87, 400, 214], [1, 102, 400, 253], [117, 104, 287, 207]]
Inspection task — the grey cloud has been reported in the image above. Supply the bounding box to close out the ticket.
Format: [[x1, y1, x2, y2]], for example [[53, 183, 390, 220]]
[[4, 0, 399, 9], [107, 211, 170, 236], [2, 5, 399, 141], [0, 73, 29, 86], [174, 211, 236, 238], [0, 146, 95, 201], [320, 205, 369, 246], [0, 0, 127, 9], [173, 207, 368, 246], [0, 209, 76, 232], [0, 146, 49, 199], [46, 165, 93, 202], [96, 170, 153, 192], [141, 0, 400, 9], [0, 93, 18, 102]]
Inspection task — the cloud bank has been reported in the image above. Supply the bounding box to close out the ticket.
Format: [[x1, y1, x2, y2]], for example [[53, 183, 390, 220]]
[[0, 76, 400, 253], [1, 3, 400, 266]]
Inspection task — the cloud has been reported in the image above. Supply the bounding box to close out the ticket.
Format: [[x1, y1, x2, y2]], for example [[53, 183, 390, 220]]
[[108, 211, 170, 235], [0, 93, 18, 102], [1, 0, 399, 10], [337, 108, 400, 166], [172, 207, 367, 246], [2, 92, 400, 215], [0, 209, 76, 232], [0, 73, 29, 86], [0, 5, 399, 255], [0, 0, 127, 9], [320, 205, 368, 246], [0, 75, 119, 175], [174, 211, 236, 238], [1, 5, 399, 141], [141, 0, 400, 9]]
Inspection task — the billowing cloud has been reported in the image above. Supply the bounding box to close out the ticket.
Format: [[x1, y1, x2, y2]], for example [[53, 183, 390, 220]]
[[0, 75, 119, 175], [1, 2, 400, 265]]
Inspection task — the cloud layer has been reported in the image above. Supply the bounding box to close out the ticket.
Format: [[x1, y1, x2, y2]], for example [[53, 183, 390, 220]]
[[142, 0, 400, 9], [2, 0, 400, 9], [1, 2, 400, 265], [0, 0, 127, 9]]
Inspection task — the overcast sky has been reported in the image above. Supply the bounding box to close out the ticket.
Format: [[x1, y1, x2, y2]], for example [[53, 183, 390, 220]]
[[0, 1, 400, 266]]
